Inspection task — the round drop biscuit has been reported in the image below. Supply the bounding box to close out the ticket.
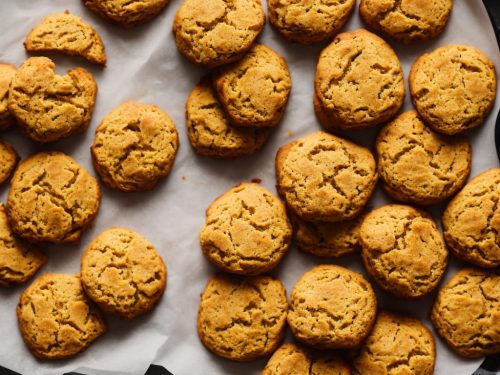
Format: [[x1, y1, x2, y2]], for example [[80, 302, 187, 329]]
[[276, 131, 377, 223], [315, 29, 405, 130], [83, 0, 168, 27], [173, 0, 265, 67], [199, 182, 292, 275], [431, 268, 500, 358], [268, 0, 355, 44], [0, 64, 16, 131], [360, 204, 448, 298], [17, 273, 107, 359], [197, 273, 287, 361], [0, 139, 19, 187], [409, 45, 496, 135], [7, 151, 101, 244], [213, 44, 292, 128], [91, 101, 179, 192], [81, 227, 167, 320], [376, 110, 471, 205], [287, 265, 377, 349], [442, 169, 500, 268]]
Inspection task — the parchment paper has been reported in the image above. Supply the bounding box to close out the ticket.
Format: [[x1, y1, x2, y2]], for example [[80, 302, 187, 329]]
[[0, 0, 498, 374]]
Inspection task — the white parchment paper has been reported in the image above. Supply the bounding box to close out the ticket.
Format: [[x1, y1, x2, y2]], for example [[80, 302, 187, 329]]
[[0, 0, 498, 374]]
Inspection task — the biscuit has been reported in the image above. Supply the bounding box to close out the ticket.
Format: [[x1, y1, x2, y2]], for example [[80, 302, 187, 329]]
[[81, 227, 167, 320], [262, 343, 351, 375], [409, 45, 497, 135], [197, 273, 287, 361], [91, 101, 179, 192], [83, 0, 168, 27], [360, 204, 448, 299], [287, 264, 377, 349], [17, 273, 107, 359], [200, 182, 292, 275], [186, 77, 271, 158], [0, 64, 16, 131], [173, 0, 265, 68], [315, 29, 405, 130], [0, 204, 46, 286], [431, 268, 500, 358], [7, 151, 101, 244], [0, 139, 19, 187], [8, 57, 97, 143], [276, 131, 377, 223], [268, 0, 355, 44], [376, 110, 471, 205], [351, 311, 435, 375], [24, 11, 106, 65], [213, 44, 292, 128], [442, 169, 500, 268], [359, 0, 453, 43]]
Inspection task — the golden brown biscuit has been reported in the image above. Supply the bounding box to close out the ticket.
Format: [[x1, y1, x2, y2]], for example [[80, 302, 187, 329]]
[[431, 268, 500, 358], [0, 139, 19, 187], [197, 273, 287, 361], [17, 273, 107, 359], [83, 0, 168, 27], [409, 45, 496, 135], [376, 110, 471, 205], [7, 151, 101, 244], [0, 64, 16, 131], [442, 169, 500, 268]]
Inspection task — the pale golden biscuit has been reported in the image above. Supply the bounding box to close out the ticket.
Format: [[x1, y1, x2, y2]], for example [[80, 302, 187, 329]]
[[276, 131, 377, 223], [91, 101, 179, 192], [173, 0, 265, 68], [200, 183, 292, 275], [8, 57, 97, 143], [376, 110, 471, 205], [186, 77, 271, 158], [442, 169, 500, 268], [0, 64, 16, 131], [83, 0, 168, 27], [24, 11, 106, 65], [81, 227, 167, 320], [359, 0, 452, 43], [315, 29, 405, 130], [0, 139, 19, 187], [17, 273, 107, 359], [352, 311, 435, 375], [213, 44, 292, 128], [7, 152, 101, 244], [197, 273, 287, 361], [287, 265, 377, 349], [262, 343, 351, 375], [0, 204, 46, 286], [431, 268, 500, 358], [268, 0, 355, 44], [360, 204, 448, 298], [409, 45, 497, 135]]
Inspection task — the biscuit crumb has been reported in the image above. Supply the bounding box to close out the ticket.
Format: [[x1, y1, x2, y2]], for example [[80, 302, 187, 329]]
[[182, 175, 187, 181], [251, 178, 261, 183], [287, 130, 294, 137]]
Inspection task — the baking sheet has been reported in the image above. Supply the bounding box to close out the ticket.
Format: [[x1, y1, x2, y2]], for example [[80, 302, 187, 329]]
[[0, 0, 498, 374]]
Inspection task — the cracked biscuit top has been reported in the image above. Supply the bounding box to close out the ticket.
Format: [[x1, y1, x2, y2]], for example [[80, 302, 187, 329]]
[[7, 151, 101, 244], [431, 268, 500, 358], [83, 0, 168, 27], [314, 29, 404, 130], [81, 227, 167, 320], [409, 45, 496, 135], [8, 57, 97, 143], [213, 44, 292, 128], [360, 204, 448, 298], [376, 110, 471, 205], [287, 264, 377, 349], [276, 131, 377, 223], [352, 311, 436, 375], [197, 273, 287, 361], [268, 0, 355, 44], [0, 139, 19, 187], [173, 0, 265, 67], [17, 273, 107, 359], [91, 101, 179, 192], [442, 169, 500, 268], [199, 182, 292, 275], [359, 0, 452, 43], [0, 64, 16, 131]]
